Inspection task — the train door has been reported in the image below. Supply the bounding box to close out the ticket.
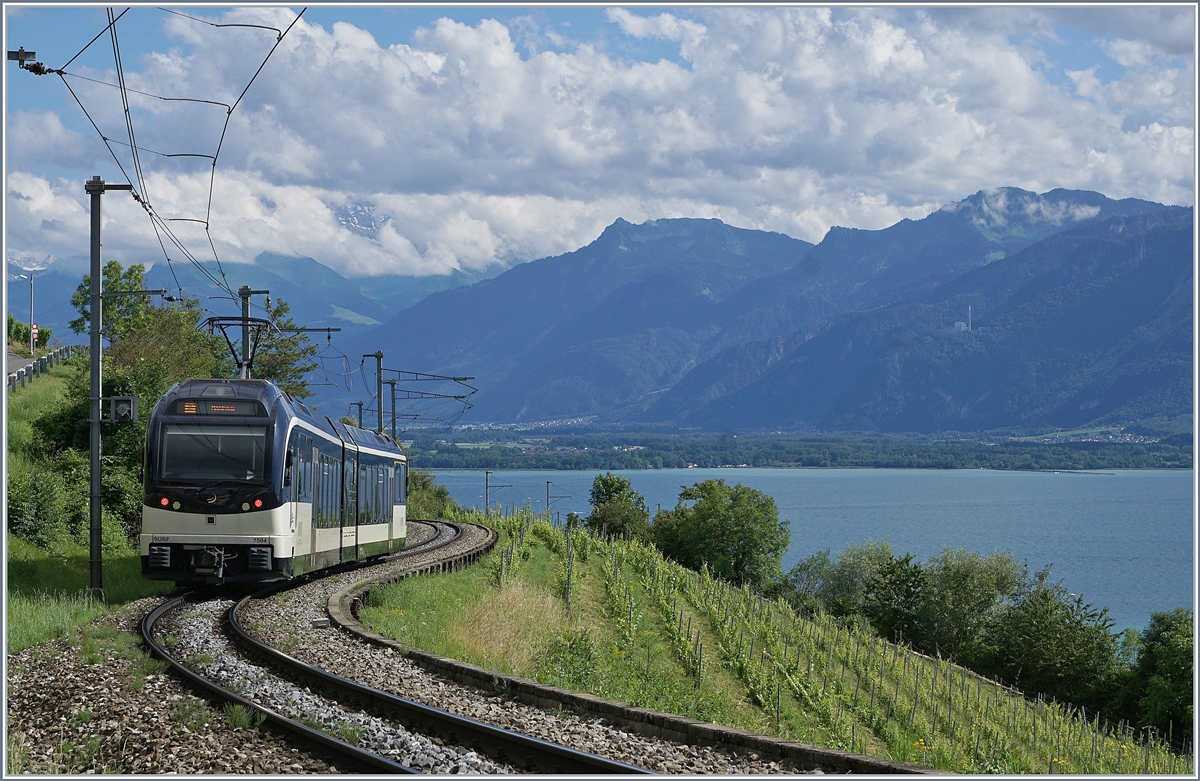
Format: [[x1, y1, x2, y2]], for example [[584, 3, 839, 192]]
[[341, 445, 359, 562], [287, 441, 298, 536], [311, 446, 320, 559]]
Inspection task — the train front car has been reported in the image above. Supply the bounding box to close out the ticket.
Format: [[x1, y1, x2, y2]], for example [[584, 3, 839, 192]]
[[141, 378, 293, 584]]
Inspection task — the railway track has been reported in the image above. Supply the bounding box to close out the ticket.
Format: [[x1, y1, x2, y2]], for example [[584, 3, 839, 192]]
[[141, 521, 652, 774]]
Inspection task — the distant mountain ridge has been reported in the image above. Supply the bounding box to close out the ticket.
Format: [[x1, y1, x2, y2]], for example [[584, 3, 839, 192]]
[[658, 207, 1191, 433], [11, 185, 1188, 437], [358, 217, 814, 421], [357, 187, 1189, 435]]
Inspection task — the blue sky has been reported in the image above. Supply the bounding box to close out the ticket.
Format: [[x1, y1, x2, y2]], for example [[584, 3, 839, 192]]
[[5, 5, 1195, 281]]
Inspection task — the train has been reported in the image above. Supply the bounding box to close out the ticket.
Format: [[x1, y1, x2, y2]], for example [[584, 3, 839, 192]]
[[140, 377, 408, 584]]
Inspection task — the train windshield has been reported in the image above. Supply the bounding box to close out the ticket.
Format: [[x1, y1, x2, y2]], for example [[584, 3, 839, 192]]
[[160, 424, 269, 482]]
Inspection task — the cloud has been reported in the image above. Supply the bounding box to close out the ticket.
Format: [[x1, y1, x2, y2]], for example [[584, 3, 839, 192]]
[[6, 6, 1193, 285]]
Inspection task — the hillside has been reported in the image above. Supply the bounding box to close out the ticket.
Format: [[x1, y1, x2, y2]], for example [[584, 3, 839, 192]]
[[358, 218, 814, 420], [654, 207, 1192, 434], [358, 187, 1186, 434]]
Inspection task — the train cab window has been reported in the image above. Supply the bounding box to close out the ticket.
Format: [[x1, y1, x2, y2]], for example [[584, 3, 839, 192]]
[[160, 424, 267, 482]]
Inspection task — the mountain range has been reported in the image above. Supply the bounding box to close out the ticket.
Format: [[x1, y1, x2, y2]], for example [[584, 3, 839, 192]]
[[9, 186, 1191, 436], [357, 187, 1190, 435]]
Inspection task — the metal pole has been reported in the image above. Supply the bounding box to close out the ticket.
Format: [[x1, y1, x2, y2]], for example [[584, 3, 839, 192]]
[[363, 351, 383, 433], [87, 177, 103, 598], [351, 401, 362, 428], [239, 285, 250, 379], [485, 470, 491, 512], [84, 176, 132, 599], [28, 272, 34, 357], [384, 379, 397, 440], [547, 481, 551, 517]]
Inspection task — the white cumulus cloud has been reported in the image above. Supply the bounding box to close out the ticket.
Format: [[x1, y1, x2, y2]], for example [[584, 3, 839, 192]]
[[5, 6, 1193, 286]]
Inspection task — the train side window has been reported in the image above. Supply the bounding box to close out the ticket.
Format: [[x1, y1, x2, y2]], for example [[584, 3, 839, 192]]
[[377, 467, 386, 523]]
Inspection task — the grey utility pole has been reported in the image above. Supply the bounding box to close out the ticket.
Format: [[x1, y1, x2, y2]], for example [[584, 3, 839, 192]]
[[27, 272, 34, 356], [363, 351, 383, 433], [350, 401, 363, 428], [86, 175, 132, 598], [238, 286, 269, 378]]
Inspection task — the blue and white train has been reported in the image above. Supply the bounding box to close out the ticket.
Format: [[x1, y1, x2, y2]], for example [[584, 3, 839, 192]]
[[140, 378, 408, 584]]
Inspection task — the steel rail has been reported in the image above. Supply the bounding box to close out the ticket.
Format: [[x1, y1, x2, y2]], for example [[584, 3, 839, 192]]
[[135, 521, 459, 774], [141, 590, 418, 773], [227, 521, 652, 774]]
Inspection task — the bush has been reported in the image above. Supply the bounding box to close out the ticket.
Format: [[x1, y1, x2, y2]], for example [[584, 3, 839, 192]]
[[652, 479, 789, 592], [408, 469, 458, 519], [585, 472, 650, 540], [7, 467, 73, 547]]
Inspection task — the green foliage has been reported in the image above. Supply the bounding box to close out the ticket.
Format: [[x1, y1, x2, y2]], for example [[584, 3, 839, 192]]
[[407, 468, 458, 519], [920, 547, 1025, 664], [69, 261, 153, 340], [528, 520, 563, 555], [585, 472, 650, 540], [406, 430, 1192, 472], [862, 553, 926, 645], [1117, 608, 1195, 742], [786, 539, 895, 616], [652, 479, 789, 592], [533, 629, 601, 691], [250, 298, 318, 399], [589, 471, 643, 509], [222, 703, 264, 730], [978, 570, 1124, 711], [8, 313, 52, 350]]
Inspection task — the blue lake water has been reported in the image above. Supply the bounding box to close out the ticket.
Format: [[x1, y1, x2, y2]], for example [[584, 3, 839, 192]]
[[432, 468, 1195, 633]]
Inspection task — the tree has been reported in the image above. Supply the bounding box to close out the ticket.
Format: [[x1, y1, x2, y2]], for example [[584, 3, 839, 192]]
[[785, 538, 895, 617], [589, 471, 646, 510], [69, 260, 153, 341], [862, 552, 927, 645], [977, 569, 1123, 710], [250, 298, 318, 399], [1138, 609, 1193, 740], [652, 479, 789, 592], [585, 472, 649, 540], [919, 547, 1025, 664], [1115, 608, 1195, 742], [407, 469, 458, 520]]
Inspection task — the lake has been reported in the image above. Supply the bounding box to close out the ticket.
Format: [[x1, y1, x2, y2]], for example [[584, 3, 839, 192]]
[[431, 467, 1194, 633]]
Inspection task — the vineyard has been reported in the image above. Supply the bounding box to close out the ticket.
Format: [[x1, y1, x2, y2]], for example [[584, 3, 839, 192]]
[[384, 507, 1192, 775]]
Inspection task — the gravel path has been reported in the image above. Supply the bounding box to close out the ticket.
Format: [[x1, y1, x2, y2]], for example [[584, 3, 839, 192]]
[[6, 600, 347, 774], [4, 523, 446, 775]]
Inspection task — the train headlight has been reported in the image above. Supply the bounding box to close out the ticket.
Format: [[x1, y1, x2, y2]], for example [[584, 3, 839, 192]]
[[159, 497, 169, 507], [172, 501, 181, 510], [241, 502, 250, 511], [253, 498, 263, 509]]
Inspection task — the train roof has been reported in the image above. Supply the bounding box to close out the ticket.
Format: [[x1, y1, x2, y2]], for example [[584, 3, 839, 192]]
[[161, 378, 404, 456]]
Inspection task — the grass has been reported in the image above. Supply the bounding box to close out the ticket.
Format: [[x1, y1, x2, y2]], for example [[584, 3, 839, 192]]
[[170, 697, 214, 733], [223, 703, 264, 730], [6, 535, 173, 653], [6, 365, 173, 654], [362, 516, 804, 736], [360, 510, 1194, 775]]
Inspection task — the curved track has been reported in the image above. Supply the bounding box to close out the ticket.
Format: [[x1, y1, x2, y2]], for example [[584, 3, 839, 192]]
[[142, 521, 653, 775]]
